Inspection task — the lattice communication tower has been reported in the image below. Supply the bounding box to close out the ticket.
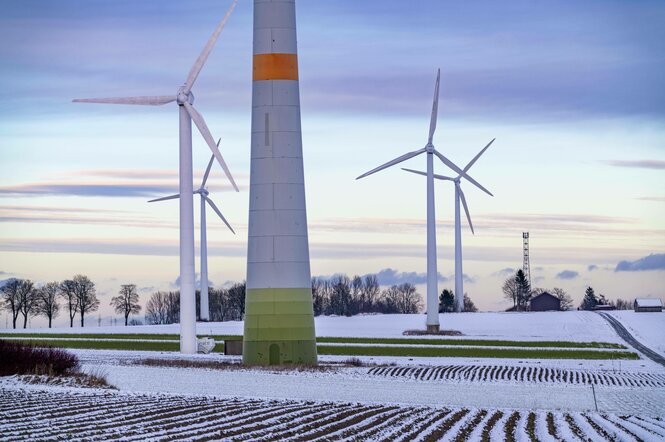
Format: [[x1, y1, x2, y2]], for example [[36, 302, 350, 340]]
[[522, 232, 531, 287]]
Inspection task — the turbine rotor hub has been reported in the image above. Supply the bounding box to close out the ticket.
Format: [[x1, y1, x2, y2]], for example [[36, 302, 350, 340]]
[[176, 88, 194, 105], [200, 188, 209, 196], [425, 143, 434, 153]]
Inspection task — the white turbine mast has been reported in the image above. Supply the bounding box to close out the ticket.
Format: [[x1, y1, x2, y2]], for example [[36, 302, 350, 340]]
[[148, 142, 235, 322], [73, 0, 239, 353], [357, 69, 491, 332], [403, 138, 495, 312]]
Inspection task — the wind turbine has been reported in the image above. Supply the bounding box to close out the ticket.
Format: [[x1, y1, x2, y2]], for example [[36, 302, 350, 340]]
[[356, 69, 492, 332], [73, 0, 239, 353], [403, 138, 495, 312], [149, 144, 235, 322]]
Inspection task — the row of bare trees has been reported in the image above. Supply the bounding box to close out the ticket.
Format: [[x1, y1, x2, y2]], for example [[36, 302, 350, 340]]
[[311, 275, 422, 316], [1, 276, 143, 328], [144, 282, 246, 325], [1, 275, 99, 328]]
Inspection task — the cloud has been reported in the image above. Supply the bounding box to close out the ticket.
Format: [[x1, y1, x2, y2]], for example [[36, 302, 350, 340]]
[[556, 270, 579, 280], [315, 268, 450, 286], [493, 268, 516, 277], [0, 169, 246, 198], [372, 268, 449, 286], [615, 253, 665, 272], [0, 182, 176, 198], [605, 160, 665, 170], [172, 274, 215, 290], [588, 264, 598, 271], [636, 196, 665, 202]]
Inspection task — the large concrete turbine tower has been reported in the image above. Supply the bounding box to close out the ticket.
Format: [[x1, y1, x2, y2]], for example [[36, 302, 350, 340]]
[[244, 0, 317, 365]]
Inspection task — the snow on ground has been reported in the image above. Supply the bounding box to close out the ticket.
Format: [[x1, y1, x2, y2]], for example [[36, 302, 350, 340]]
[[607, 310, 665, 357], [66, 349, 665, 416], [4, 382, 664, 441], [3, 311, 625, 343]]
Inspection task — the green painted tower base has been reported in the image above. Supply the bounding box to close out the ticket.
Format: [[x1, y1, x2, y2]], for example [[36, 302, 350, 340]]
[[243, 288, 318, 365]]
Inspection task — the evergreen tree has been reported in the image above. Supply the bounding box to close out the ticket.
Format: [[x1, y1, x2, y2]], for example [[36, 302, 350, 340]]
[[580, 286, 598, 310], [439, 289, 454, 313], [515, 270, 531, 311]]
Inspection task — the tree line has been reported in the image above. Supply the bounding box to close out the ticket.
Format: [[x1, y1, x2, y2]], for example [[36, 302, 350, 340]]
[[144, 282, 246, 324], [311, 275, 424, 316], [1, 276, 142, 328], [501, 270, 631, 311], [579, 286, 631, 311]]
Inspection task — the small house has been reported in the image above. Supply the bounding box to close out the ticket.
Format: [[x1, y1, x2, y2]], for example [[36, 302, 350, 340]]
[[634, 298, 663, 312], [529, 292, 561, 312]]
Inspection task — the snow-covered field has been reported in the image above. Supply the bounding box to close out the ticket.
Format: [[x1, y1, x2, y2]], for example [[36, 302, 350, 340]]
[[607, 311, 665, 357], [2, 379, 665, 441], [3, 311, 665, 440], [3, 311, 630, 343]]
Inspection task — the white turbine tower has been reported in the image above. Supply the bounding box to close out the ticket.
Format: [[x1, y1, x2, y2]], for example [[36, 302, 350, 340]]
[[403, 138, 495, 312], [73, 1, 239, 353], [149, 146, 235, 321], [356, 69, 492, 332]]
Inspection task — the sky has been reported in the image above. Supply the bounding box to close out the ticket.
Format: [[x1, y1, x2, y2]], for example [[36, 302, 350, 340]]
[[1, 0, 664, 327]]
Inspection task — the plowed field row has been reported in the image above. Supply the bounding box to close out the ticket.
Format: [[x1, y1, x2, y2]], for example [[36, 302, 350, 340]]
[[368, 364, 665, 387], [2, 387, 665, 441]]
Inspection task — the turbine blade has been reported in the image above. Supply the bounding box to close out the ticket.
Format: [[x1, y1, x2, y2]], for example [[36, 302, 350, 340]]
[[402, 168, 455, 181], [463, 138, 495, 173], [402, 168, 428, 177], [148, 193, 180, 203], [356, 148, 427, 180], [427, 69, 441, 144], [73, 96, 175, 106], [458, 185, 474, 234], [433, 149, 493, 196], [203, 195, 235, 234], [184, 102, 239, 192], [182, 0, 238, 94], [201, 141, 219, 188]]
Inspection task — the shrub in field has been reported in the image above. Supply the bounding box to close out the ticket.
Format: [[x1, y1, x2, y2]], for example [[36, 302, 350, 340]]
[[0, 339, 79, 376]]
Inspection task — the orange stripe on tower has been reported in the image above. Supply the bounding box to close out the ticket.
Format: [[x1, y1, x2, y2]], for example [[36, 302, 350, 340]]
[[253, 53, 298, 81]]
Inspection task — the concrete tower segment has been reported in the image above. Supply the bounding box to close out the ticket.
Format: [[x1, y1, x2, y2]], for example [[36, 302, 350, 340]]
[[243, 0, 317, 365]]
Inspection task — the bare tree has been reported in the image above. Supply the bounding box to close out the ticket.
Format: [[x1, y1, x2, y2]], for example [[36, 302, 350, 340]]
[[209, 288, 230, 321], [227, 282, 246, 320], [1, 279, 22, 329], [463, 293, 478, 312], [165, 291, 180, 323], [60, 279, 79, 327], [73, 275, 99, 327], [111, 284, 141, 326], [551, 287, 573, 311], [380, 283, 422, 314], [17, 280, 37, 329], [311, 277, 326, 316], [328, 275, 351, 316], [34, 282, 61, 328], [145, 291, 168, 324], [349, 275, 363, 315], [362, 275, 380, 312], [502, 277, 519, 309], [615, 298, 632, 310]]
